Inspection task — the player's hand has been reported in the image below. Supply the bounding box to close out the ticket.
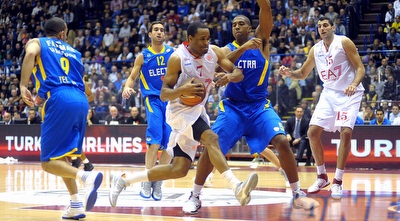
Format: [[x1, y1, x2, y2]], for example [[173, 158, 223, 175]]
[[243, 38, 262, 50], [278, 66, 292, 77], [20, 86, 34, 107], [344, 83, 357, 96], [122, 87, 136, 99], [181, 78, 205, 96], [214, 72, 230, 87]]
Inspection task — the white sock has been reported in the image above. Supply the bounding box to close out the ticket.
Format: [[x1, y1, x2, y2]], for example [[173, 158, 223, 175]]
[[316, 164, 327, 175], [82, 158, 89, 164], [193, 183, 203, 197], [334, 168, 344, 181], [221, 169, 240, 191], [71, 194, 79, 202], [290, 181, 301, 193], [123, 170, 149, 184]]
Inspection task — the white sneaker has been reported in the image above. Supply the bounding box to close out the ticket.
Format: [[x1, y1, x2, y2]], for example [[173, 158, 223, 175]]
[[235, 172, 258, 206], [182, 191, 202, 214], [152, 181, 162, 201], [330, 178, 343, 199], [109, 173, 127, 208], [82, 171, 103, 211], [307, 174, 330, 194], [62, 201, 86, 220], [140, 181, 152, 199], [292, 190, 320, 210]]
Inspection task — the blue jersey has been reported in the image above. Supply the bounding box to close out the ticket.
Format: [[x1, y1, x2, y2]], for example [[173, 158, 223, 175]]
[[33, 37, 85, 99], [140, 45, 174, 97], [224, 41, 270, 101]]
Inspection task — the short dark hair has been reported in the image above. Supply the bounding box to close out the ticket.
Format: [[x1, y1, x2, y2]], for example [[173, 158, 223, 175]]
[[318, 16, 333, 26], [45, 17, 66, 37], [187, 22, 208, 38], [149, 21, 164, 32]]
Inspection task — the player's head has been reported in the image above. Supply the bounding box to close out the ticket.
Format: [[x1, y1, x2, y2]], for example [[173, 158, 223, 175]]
[[45, 17, 68, 41], [187, 22, 210, 57], [232, 15, 252, 42], [149, 21, 165, 43], [317, 16, 335, 39]]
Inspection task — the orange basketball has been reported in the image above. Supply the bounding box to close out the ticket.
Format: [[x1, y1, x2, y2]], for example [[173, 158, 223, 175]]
[[179, 79, 206, 106]]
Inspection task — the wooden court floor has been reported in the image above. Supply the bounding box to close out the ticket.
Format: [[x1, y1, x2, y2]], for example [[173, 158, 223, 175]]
[[0, 161, 399, 221]]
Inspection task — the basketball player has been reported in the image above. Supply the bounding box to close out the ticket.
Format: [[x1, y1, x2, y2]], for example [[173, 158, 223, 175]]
[[20, 17, 103, 219], [109, 22, 259, 208], [122, 21, 174, 201], [279, 17, 365, 199], [183, 0, 319, 214]]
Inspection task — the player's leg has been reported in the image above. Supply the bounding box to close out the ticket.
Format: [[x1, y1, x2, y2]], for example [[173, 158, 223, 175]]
[[260, 147, 289, 187], [197, 118, 258, 207], [109, 153, 192, 207]]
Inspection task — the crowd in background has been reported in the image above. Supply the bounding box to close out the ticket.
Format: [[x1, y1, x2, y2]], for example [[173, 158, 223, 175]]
[[0, 0, 399, 126]]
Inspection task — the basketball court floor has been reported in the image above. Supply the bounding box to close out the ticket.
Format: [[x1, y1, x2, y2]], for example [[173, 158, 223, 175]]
[[1, 161, 399, 221]]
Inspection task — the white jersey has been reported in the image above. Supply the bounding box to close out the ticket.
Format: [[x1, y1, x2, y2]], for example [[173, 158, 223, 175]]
[[166, 43, 217, 160], [314, 34, 364, 92]]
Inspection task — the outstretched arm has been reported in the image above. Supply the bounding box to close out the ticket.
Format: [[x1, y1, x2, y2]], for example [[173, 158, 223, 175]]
[[279, 46, 316, 80], [213, 45, 244, 86]]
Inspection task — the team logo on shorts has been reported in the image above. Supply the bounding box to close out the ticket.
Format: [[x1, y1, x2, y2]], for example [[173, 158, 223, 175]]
[[146, 137, 152, 142]]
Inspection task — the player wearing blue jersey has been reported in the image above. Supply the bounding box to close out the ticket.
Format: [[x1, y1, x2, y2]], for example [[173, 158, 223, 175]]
[[20, 17, 103, 219], [122, 21, 173, 201], [183, 0, 319, 214]]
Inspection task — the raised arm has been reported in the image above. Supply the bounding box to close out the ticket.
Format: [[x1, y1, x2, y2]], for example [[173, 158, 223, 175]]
[[254, 0, 272, 58], [122, 53, 144, 99]]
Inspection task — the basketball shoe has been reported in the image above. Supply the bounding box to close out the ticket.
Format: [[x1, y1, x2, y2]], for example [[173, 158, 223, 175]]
[[152, 181, 162, 201], [235, 172, 258, 206], [307, 173, 330, 194], [182, 191, 202, 214], [140, 181, 152, 199], [292, 190, 320, 210], [83, 162, 94, 171], [82, 171, 103, 211], [330, 178, 343, 199], [62, 201, 86, 220], [109, 173, 127, 207]]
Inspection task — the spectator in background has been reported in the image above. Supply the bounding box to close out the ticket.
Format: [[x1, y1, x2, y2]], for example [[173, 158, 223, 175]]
[[87, 108, 100, 126], [385, 3, 395, 23], [387, 28, 400, 46], [389, 104, 400, 123], [335, 18, 346, 36], [27, 108, 41, 124], [370, 109, 391, 125], [124, 106, 146, 125], [382, 75, 397, 100], [105, 105, 124, 125], [2, 111, 13, 124], [365, 84, 378, 109]]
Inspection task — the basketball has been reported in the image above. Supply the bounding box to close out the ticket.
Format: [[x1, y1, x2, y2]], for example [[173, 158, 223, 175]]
[[179, 79, 206, 106]]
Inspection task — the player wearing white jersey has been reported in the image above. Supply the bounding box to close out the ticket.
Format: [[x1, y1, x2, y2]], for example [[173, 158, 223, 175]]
[[279, 17, 365, 199]]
